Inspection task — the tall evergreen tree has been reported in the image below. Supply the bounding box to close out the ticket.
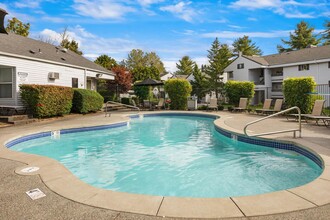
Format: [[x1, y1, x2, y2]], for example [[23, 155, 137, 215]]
[[320, 20, 330, 45], [205, 38, 233, 98], [232, 35, 262, 56], [190, 64, 208, 100], [6, 17, 30, 37], [175, 56, 196, 75], [277, 21, 321, 52]]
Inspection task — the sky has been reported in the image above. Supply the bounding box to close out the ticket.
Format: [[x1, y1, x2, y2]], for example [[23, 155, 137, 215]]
[[0, 0, 329, 72]]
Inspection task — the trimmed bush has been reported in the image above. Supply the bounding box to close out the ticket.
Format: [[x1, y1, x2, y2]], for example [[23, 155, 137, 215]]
[[121, 97, 131, 105], [164, 79, 192, 110], [224, 81, 255, 105], [133, 84, 149, 102], [72, 89, 104, 114], [20, 84, 73, 118], [283, 77, 316, 114]]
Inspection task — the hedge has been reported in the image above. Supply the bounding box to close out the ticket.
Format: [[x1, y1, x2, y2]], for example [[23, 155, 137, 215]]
[[164, 79, 192, 110], [72, 89, 104, 114], [283, 77, 316, 114], [20, 84, 73, 118], [224, 81, 255, 105], [133, 84, 150, 102]]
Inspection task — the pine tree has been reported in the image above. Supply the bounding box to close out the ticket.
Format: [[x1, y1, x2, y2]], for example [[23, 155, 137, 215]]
[[175, 56, 196, 75], [321, 20, 330, 45], [232, 35, 262, 56], [205, 38, 233, 98], [277, 21, 321, 52], [190, 64, 207, 100]]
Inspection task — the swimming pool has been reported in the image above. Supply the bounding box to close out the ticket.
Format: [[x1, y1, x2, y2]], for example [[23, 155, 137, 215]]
[[8, 114, 322, 198]]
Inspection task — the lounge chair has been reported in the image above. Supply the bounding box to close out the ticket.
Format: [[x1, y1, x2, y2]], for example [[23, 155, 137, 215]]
[[260, 99, 283, 115], [289, 100, 329, 125], [155, 98, 165, 110], [207, 98, 218, 111], [255, 99, 272, 114], [232, 98, 248, 112]]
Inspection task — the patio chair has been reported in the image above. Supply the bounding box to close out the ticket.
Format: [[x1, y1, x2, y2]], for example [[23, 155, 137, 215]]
[[207, 98, 218, 111], [155, 98, 165, 110], [260, 99, 283, 115], [232, 98, 248, 112], [288, 100, 329, 125], [255, 99, 272, 114]]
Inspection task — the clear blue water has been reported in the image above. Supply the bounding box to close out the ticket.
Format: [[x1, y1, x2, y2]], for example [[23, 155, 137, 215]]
[[11, 115, 322, 198]]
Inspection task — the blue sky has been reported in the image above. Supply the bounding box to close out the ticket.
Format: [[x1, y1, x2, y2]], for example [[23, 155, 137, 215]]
[[0, 0, 329, 72]]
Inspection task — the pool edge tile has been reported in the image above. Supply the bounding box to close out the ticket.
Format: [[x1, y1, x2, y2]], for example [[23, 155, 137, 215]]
[[232, 190, 316, 216], [157, 197, 244, 218]]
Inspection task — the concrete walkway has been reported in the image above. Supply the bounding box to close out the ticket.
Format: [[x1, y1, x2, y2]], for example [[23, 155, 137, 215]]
[[1, 111, 330, 219]]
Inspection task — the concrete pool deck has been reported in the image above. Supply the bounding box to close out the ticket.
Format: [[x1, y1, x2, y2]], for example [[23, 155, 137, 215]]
[[1, 110, 330, 219]]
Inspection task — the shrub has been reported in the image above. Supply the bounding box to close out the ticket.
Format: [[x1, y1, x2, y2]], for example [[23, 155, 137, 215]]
[[20, 84, 73, 118], [198, 105, 208, 110], [133, 84, 150, 102], [164, 79, 192, 110], [218, 105, 224, 111], [121, 97, 131, 105], [72, 89, 104, 114], [224, 81, 255, 106], [283, 77, 316, 114]]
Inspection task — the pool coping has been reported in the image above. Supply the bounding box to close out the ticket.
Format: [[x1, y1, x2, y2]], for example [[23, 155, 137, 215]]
[[1, 111, 330, 219]]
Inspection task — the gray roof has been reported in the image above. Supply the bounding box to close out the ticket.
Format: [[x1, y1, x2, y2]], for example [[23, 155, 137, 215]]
[[172, 74, 189, 79], [243, 45, 330, 66], [0, 33, 114, 75]]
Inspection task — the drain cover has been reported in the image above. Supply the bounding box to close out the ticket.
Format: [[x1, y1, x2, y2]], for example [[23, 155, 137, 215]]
[[26, 188, 46, 200], [21, 166, 39, 173]]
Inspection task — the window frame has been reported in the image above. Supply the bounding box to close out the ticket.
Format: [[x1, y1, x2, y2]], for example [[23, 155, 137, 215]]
[[0, 67, 13, 99], [237, 63, 244, 69], [298, 64, 309, 71], [72, 77, 79, 88]]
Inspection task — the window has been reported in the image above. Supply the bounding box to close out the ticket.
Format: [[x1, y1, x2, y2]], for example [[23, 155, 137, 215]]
[[237, 63, 244, 69], [72, 78, 78, 88], [298, 64, 309, 71], [272, 83, 283, 92], [0, 68, 13, 98], [228, 71, 233, 79], [271, 70, 283, 77]]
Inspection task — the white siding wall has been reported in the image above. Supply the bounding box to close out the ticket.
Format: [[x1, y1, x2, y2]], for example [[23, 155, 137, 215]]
[[0, 55, 103, 106], [283, 62, 330, 84], [224, 56, 262, 81]]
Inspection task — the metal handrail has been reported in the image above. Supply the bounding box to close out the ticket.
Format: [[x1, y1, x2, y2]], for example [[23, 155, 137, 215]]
[[244, 106, 301, 138], [105, 101, 140, 117]]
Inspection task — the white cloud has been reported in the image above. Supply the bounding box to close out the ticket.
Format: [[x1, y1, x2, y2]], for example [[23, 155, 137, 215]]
[[73, 0, 136, 19], [36, 26, 138, 62], [201, 30, 291, 39], [248, 17, 258, 21], [160, 1, 198, 22], [229, 0, 322, 18], [14, 0, 42, 9], [137, 0, 164, 7]]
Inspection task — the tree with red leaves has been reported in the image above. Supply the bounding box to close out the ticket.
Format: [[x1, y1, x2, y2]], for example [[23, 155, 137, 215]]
[[107, 66, 132, 95]]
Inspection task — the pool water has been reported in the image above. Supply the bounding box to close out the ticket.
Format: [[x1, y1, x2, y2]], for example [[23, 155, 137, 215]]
[[11, 115, 322, 198]]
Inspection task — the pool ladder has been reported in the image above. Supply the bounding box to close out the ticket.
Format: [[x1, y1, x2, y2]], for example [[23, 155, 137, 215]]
[[244, 106, 302, 138]]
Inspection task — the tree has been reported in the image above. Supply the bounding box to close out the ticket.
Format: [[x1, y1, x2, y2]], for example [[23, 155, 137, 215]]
[[232, 35, 262, 56], [131, 66, 160, 82], [94, 55, 118, 70], [123, 49, 165, 73], [320, 20, 330, 45], [277, 21, 321, 52], [190, 64, 208, 100], [107, 66, 132, 96], [175, 56, 196, 75], [5, 17, 30, 37], [60, 28, 83, 55], [205, 38, 233, 98]]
